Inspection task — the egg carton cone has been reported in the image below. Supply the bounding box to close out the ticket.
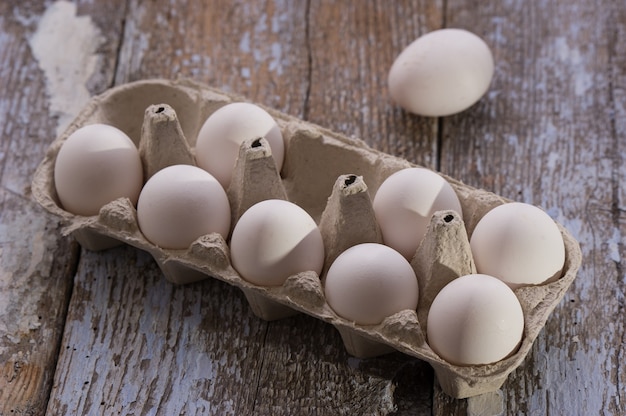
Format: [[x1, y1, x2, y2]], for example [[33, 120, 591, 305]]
[[32, 78, 582, 399]]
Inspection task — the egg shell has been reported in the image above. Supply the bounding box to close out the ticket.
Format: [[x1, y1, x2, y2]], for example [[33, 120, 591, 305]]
[[230, 199, 324, 287], [470, 202, 566, 288], [324, 243, 419, 325], [372, 167, 463, 260], [195, 102, 285, 189], [388, 28, 495, 117], [53, 123, 143, 216], [136, 164, 231, 249], [427, 274, 525, 366]]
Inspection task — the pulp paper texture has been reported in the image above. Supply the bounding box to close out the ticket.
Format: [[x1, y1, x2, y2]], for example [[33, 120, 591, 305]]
[[31, 79, 582, 399]]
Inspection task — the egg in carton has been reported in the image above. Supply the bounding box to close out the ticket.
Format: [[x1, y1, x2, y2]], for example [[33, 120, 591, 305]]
[[32, 78, 582, 399]]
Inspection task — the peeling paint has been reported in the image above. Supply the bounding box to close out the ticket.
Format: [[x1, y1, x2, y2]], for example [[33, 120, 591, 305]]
[[0, 198, 54, 354], [28, 1, 103, 136], [608, 227, 622, 263]]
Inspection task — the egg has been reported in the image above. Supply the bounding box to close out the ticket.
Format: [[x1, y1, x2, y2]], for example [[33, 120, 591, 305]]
[[388, 28, 495, 117], [324, 243, 419, 325], [372, 167, 463, 260], [470, 202, 566, 288], [427, 274, 524, 366], [195, 102, 285, 189], [54, 123, 143, 216], [230, 199, 324, 287], [136, 164, 230, 249]]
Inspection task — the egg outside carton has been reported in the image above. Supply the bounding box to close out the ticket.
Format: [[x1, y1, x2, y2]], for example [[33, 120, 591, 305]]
[[31, 78, 582, 399]]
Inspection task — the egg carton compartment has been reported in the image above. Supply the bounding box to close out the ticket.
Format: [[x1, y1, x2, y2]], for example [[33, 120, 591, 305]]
[[32, 78, 582, 399]]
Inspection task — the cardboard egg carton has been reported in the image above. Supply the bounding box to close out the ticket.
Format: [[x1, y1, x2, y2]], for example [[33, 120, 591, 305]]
[[32, 78, 582, 399]]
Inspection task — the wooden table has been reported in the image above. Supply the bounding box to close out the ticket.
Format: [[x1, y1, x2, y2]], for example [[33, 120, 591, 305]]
[[1, 1, 624, 415]]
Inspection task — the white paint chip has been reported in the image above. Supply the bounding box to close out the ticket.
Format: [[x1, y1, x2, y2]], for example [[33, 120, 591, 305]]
[[547, 151, 560, 171], [28, 1, 104, 136], [608, 228, 622, 263]]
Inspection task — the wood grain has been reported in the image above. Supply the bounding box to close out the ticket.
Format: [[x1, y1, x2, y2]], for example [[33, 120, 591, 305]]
[[0, 2, 79, 415], [439, 0, 626, 414], [0, 1, 124, 414], [0, 190, 77, 416], [1, 0, 624, 414], [305, 0, 443, 168], [47, 247, 435, 415]]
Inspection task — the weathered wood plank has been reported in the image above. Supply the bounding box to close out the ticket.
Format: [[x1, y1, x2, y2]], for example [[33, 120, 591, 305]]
[[47, 247, 267, 414], [0, 1, 126, 414], [437, 0, 626, 414], [47, 246, 436, 415], [305, 0, 443, 168], [45, 1, 437, 414], [114, 0, 311, 115], [6, 0, 623, 414], [0, 1, 77, 415], [0, 190, 77, 416]]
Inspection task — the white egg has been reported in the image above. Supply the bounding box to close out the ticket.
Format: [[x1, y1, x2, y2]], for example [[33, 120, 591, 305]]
[[54, 123, 143, 216], [427, 274, 524, 366], [470, 202, 565, 288], [195, 102, 284, 189], [136, 165, 230, 249], [230, 199, 324, 287], [372, 167, 463, 260], [324, 243, 419, 325], [388, 28, 495, 117]]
